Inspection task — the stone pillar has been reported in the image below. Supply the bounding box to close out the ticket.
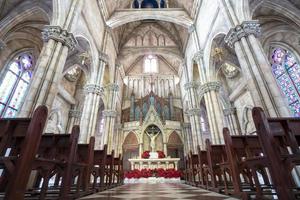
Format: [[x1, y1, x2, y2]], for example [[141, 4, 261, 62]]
[[199, 81, 224, 144], [80, 53, 108, 144], [182, 123, 192, 154], [138, 0, 142, 8], [225, 21, 279, 117], [223, 107, 241, 135], [139, 143, 143, 158], [20, 26, 77, 117], [102, 83, 119, 152], [130, 93, 135, 121], [163, 142, 168, 156], [165, 0, 169, 8], [184, 81, 203, 151], [79, 84, 104, 143], [67, 109, 82, 133]]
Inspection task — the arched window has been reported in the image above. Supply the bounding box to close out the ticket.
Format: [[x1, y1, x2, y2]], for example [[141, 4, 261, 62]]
[[270, 47, 300, 117], [0, 52, 34, 118], [144, 55, 158, 73]]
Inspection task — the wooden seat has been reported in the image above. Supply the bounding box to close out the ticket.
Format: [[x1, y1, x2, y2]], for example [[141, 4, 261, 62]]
[[0, 106, 48, 200], [29, 126, 80, 200], [92, 145, 107, 192], [253, 107, 300, 200]]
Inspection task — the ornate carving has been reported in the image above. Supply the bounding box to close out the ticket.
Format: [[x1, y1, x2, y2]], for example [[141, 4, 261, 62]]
[[225, 20, 261, 48], [84, 84, 103, 95], [184, 81, 199, 90], [186, 108, 201, 116], [42, 26, 77, 50], [103, 109, 117, 117], [105, 83, 119, 92], [99, 51, 109, 63], [69, 110, 82, 118], [199, 81, 221, 95]]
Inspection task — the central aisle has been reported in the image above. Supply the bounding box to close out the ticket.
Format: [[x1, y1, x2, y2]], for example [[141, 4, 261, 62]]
[[79, 183, 238, 200]]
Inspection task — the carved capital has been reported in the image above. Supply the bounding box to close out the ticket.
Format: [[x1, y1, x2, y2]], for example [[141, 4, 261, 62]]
[[99, 51, 109, 63], [84, 84, 103, 95], [105, 83, 119, 92], [199, 81, 221, 95], [223, 107, 237, 116], [69, 110, 82, 118], [0, 39, 6, 50], [103, 109, 117, 117], [187, 108, 201, 116], [184, 81, 199, 91], [225, 20, 261, 48], [193, 50, 204, 62]]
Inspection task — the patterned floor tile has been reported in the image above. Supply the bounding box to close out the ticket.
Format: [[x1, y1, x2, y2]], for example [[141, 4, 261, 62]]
[[78, 183, 240, 200]]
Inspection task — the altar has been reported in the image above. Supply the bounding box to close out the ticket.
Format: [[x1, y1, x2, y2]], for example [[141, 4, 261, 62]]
[[128, 157, 180, 170]]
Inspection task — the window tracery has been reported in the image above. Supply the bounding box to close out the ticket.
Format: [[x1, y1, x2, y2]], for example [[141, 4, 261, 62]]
[[270, 47, 300, 117], [144, 55, 158, 73], [0, 52, 34, 118]]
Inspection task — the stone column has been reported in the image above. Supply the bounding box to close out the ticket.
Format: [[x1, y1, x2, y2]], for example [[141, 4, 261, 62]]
[[182, 123, 192, 154], [163, 142, 168, 156], [20, 26, 77, 117], [79, 53, 108, 144], [223, 107, 241, 135], [102, 83, 119, 152], [225, 21, 279, 117], [199, 81, 225, 144], [67, 109, 82, 133], [139, 143, 143, 158]]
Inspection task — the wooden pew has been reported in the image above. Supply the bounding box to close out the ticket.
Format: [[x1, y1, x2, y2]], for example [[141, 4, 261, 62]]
[[0, 106, 48, 200], [204, 139, 227, 193], [113, 154, 123, 186], [189, 151, 199, 186], [253, 107, 300, 200], [28, 126, 79, 200], [91, 145, 107, 192], [105, 150, 115, 189], [197, 145, 208, 188], [223, 128, 274, 199], [72, 136, 95, 198]]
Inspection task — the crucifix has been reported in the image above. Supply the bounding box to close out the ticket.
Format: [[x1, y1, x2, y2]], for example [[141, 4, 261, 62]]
[[145, 126, 160, 152]]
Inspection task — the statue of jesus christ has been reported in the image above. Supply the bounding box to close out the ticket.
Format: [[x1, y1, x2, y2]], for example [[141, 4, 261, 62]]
[[145, 131, 159, 152]]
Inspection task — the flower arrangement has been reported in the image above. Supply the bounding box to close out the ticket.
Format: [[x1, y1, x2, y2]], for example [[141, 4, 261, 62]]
[[141, 151, 150, 159], [141, 150, 165, 159], [157, 151, 165, 158], [124, 168, 182, 179]]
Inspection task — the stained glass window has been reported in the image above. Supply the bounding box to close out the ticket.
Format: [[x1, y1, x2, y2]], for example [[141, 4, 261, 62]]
[[144, 55, 158, 73], [0, 52, 34, 118], [271, 47, 300, 117]]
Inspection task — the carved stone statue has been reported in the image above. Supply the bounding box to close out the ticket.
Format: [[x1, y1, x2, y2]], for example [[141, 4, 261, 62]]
[[145, 130, 159, 152]]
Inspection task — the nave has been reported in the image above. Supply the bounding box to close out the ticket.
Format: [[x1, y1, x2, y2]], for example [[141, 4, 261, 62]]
[[79, 183, 237, 200]]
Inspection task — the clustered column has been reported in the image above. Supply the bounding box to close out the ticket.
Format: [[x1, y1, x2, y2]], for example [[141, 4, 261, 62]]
[[80, 53, 108, 144], [223, 107, 241, 136], [102, 83, 119, 152], [225, 21, 279, 117], [198, 81, 224, 144], [20, 26, 77, 117], [184, 80, 203, 152], [67, 108, 82, 133]]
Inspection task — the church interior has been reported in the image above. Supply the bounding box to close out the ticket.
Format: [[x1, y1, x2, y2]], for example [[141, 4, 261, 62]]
[[0, 0, 300, 199]]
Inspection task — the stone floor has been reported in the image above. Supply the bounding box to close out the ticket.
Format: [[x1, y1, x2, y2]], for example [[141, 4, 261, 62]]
[[79, 183, 239, 200]]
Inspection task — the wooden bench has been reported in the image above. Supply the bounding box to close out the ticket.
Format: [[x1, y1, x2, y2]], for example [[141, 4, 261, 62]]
[[28, 126, 79, 200], [204, 139, 227, 193], [0, 106, 48, 200], [223, 128, 274, 199], [197, 145, 208, 188], [253, 107, 300, 200], [91, 145, 107, 192]]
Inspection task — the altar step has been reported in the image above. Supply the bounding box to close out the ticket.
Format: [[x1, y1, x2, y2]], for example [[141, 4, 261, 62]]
[[79, 183, 238, 200]]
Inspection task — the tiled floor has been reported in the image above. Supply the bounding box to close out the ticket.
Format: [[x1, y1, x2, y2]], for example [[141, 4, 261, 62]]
[[79, 183, 238, 200]]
